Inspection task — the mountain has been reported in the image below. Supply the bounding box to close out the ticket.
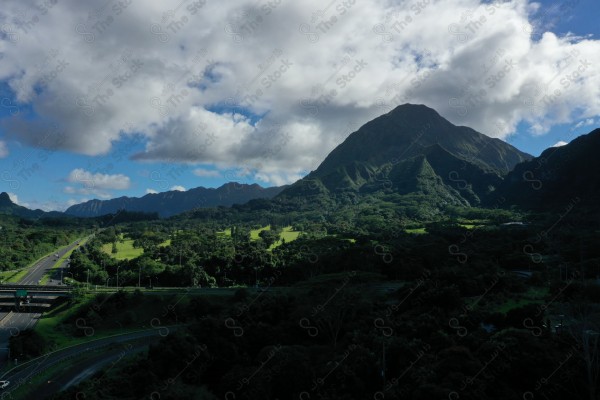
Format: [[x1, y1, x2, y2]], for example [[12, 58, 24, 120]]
[[0, 192, 61, 219], [278, 104, 531, 206], [493, 128, 600, 213], [65, 183, 287, 218]]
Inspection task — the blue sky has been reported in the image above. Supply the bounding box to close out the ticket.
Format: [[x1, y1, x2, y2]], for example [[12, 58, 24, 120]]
[[0, 0, 599, 211]]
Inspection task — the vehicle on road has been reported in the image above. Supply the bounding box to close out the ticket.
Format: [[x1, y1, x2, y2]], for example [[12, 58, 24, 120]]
[[0, 380, 9, 389]]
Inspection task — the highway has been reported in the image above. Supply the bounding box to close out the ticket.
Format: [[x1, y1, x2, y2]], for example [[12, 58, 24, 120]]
[[0, 328, 170, 399], [0, 238, 84, 368]]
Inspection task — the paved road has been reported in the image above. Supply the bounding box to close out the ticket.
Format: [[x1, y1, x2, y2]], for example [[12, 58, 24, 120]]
[[0, 328, 169, 398], [0, 238, 84, 368], [28, 341, 153, 399]]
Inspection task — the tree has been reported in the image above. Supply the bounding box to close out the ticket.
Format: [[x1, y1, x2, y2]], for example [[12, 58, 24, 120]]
[[259, 229, 279, 248], [565, 297, 600, 400]]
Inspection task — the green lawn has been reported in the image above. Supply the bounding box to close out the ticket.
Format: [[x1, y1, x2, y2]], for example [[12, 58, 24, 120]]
[[0, 268, 29, 284], [218, 226, 302, 249], [216, 228, 232, 237], [250, 226, 271, 240], [458, 224, 478, 229], [103, 236, 174, 260], [268, 226, 301, 250], [405, 227, 427, 234], [102, 237, 143, 260]]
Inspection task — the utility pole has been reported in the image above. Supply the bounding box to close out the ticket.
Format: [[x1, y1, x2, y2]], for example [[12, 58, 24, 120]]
[[138, 265, 141, 288], [86, 269, 90, 289], [117, 265, 121, 289]]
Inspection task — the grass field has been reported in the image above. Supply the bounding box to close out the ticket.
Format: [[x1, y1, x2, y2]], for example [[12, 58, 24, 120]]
[[250, 226, 271, 239], [216, 228, 232, 237], [102, 235, 172, 260], [405, 227, 427, 234], [217, 226, 301, 250], [269, 226, 301, 250], [102, 238, 143, 260], [458, 224, 478, 229]]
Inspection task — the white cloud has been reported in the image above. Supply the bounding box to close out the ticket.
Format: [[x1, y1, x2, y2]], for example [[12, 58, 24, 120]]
[[0, 0, 599, 184], [0, 142, 8, 158], [193, 168, 221, 178], [574, 118, 596, 129], [170, 185, 186, 191], [146, 188, 158, 194], [552, 140, 568, 147], [67, 168, 130, 190], [64, 168, 130, 199], [7, 192, 19, 204]]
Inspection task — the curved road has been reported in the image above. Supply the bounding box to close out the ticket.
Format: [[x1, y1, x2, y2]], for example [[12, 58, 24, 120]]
[[1, 328, 170, 399], [30, 341, 151, 399]]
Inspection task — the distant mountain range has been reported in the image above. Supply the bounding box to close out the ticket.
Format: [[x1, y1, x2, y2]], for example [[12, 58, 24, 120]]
[[3, 103, 599, 219], [0, 192, 63, 219], [64, 183, 286, 218], [278, 104, 532, 207]]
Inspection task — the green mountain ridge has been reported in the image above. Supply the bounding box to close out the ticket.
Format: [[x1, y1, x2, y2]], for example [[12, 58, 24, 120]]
[[278, 104, 529, 207], [493, 127, 600, 213], [0, 192, 61, 219]]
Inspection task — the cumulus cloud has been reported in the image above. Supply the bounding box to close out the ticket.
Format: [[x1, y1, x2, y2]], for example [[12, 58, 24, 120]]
[[65, 168, 130, 199], [552, 140, 568, 147], [67, 168, 130, 190], [170, 185, 186, 191], [0, 0, 599, 184], [193, 168, 221, 178], [146, 188, 159, 194]]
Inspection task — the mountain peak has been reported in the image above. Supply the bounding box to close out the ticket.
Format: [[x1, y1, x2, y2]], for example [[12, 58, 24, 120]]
[[388, 103, 443, 117], [0, 192, 14, 206], [313, 104, 531, 176]]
